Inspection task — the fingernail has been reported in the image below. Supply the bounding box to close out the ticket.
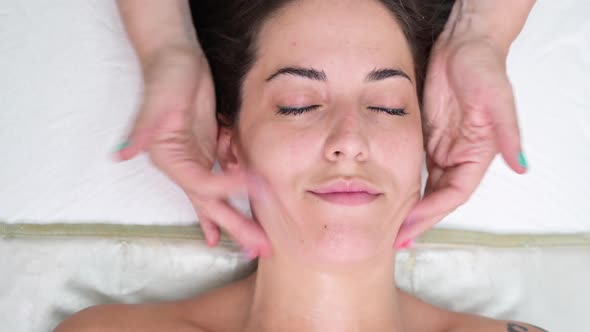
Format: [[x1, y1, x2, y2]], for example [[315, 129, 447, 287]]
[[396, 238, 414, 250], [403, 239, 415, 248], [518, 151, 528, 169], [115, 139, 131, 152]]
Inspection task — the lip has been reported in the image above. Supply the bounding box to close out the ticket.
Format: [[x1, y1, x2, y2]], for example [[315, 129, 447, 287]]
[[309, 178, 382, 195], [310, 191, 381, 206], [308, 177, 383, 206]]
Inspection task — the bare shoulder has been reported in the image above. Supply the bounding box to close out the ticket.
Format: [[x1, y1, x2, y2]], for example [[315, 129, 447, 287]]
[[448, 311, 550, 332], [52, 301, 203, 332], [397, 288, 457, 332], [175, 274, 254, 331], [396, 288, 549, 332], [53, 275, 252, 332]]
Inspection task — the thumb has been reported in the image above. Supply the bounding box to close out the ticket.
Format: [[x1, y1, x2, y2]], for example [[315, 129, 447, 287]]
[[113, 100, 167, 162], [491, 77, 528, 174], [243, 171, 279, 257]]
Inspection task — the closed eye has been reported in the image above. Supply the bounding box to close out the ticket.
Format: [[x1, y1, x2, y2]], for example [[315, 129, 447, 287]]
[[275, 105, 408, 116], [276, 105, 321, 116], [368, 106, 408, 116]]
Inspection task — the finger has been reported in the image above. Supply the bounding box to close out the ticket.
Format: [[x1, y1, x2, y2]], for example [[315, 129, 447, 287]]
[[394, 213, 446, 249], [114, 99, 167, 162], [243, 172, 288, 258], [145, 113, 250, 199], [491, 77, 527, 174], [394, 162, 485, 247], [158, 153, 250, 199], [189, 64, 217, 150], [422, 163, 443, 197], [200, 198, 271, 257], [184, 170, 250, 198], [115, 70, 196, 162], [198, 217, 220, 247]]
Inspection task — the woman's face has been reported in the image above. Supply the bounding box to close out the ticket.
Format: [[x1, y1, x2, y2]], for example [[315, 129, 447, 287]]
[[218, 0, 423, 264]]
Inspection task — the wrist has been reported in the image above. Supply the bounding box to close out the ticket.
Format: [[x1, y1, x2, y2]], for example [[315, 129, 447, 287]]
[[117, 0, 202, 67], [141, 44, 203, 79], [140, 29, 201, 56], [441, 0, 535, 55], [141, 40, 203, 67]]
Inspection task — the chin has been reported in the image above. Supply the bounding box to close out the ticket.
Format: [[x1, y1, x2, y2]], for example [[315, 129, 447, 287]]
[[303, 232, 391, 264]]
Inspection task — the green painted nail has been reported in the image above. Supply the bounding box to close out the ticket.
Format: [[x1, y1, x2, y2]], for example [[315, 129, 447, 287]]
[[518, 151, 528, 169], [115, 139, 131, 152]]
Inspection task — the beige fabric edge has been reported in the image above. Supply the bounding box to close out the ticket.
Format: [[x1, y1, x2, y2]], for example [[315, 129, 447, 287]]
[[2, 222, 589, 248]]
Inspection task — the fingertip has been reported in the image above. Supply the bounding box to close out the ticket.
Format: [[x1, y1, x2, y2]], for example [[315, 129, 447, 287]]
[[110, 150, 124, 162], [211, 231, 220, 247], [495, 123, 527, 175], [245, 229, 272, 258], [393, 237, 407, 250], [115, 149, 132, 162], [395, 238, 415, 250], [112, 138, 139, 161], [126, 126, 156, 158], [515, 165, 528, 175], [503, 149, 528, 175], [205, 232, 219, 247], [258, 241, 273, 258], [243, 237, 270, 259]]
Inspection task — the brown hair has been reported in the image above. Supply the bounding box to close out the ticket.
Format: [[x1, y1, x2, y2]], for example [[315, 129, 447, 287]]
[[190, 0, 454, 128]]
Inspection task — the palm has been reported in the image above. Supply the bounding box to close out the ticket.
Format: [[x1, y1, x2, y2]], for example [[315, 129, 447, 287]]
[[396, 39, 521, 245], [146, 52, 218, 178], [118, 48, 271, 255], [422, 41, 500, 200]]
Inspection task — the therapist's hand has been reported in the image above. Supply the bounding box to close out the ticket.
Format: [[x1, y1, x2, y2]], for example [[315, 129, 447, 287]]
[[394, 35, 528, 248], [114, 47, 271, 258]]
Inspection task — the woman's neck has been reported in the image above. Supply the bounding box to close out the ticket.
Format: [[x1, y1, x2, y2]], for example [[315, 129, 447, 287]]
[[241, 250, 403, 332]]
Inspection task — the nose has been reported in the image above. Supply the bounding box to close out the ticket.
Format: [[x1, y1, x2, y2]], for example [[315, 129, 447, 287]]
[[324, 107, 370, 163]]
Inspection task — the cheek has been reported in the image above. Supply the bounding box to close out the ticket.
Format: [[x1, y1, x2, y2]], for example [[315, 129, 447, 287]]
[[238, 124, 319, 181], [376, 125, 423, 180], [286, 131, 317, 163]]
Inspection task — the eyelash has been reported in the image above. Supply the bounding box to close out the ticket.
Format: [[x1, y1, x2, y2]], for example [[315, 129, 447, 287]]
[[276, 105, 408, 116]]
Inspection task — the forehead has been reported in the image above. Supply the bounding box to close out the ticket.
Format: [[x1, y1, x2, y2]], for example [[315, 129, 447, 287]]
[[252, 0, 415, 80]]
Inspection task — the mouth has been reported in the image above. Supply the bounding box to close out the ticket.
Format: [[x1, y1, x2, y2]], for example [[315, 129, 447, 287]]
[[309, 191, 382, 206]]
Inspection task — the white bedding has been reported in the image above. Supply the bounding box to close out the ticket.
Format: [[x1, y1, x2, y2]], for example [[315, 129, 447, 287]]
[[0, 0, 589, 232]]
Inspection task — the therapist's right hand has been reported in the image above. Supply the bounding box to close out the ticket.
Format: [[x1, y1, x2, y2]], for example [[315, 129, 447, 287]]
[[113, 46, 272, 258]]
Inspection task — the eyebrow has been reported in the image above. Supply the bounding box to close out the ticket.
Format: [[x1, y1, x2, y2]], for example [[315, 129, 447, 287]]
[[265, 66, 412, 84], [266, 66, 327, 82], [365, 68, 412, 83]]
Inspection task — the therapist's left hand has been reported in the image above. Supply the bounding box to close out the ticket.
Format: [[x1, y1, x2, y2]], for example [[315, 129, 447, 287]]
[[394, 35, 528, 249]]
